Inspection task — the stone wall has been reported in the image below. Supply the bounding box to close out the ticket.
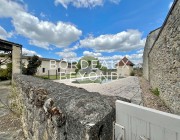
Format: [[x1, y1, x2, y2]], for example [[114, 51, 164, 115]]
[[13, 74, 115, 140], [149, 0, 180, 114], [143, 28, 160, 81]]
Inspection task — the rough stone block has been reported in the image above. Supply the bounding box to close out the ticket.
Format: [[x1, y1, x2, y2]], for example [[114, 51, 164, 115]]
[[13, 74, 114, 140]]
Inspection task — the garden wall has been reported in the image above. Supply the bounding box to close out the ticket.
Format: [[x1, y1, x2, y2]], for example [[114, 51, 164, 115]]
[[149, 0, 180, 114], [13, 74, 115, 140]]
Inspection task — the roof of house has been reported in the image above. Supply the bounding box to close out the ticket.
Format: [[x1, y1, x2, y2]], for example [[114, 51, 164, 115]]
[[22, 56, 66, 63], [116, 57, 134, 66]]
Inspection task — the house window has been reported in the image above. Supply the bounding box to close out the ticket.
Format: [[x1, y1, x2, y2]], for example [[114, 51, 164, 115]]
[[58, 68, 60, 72], [42, 68, 45, 73]]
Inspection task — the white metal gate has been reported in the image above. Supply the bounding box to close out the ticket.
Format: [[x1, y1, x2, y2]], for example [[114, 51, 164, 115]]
[[115, 100, 180, 140]]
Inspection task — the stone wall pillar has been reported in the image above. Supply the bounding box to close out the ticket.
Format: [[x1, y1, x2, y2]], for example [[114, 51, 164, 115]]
[[12, 45, 22, 74]]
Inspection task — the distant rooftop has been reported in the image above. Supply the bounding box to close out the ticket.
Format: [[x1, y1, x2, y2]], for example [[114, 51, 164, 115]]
[[22, 56, 64, 62], [116, 57, 134, 66]]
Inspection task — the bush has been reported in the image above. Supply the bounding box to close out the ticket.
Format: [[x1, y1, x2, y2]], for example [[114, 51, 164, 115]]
[[130, 71, 135, 76], [151, 88, 160, 96], [22, 62, 27, 75], [0, 63, 12, 81], [6, 63, 12, 79], [133, 68, 143, 77], [0, 68, 8, 80]]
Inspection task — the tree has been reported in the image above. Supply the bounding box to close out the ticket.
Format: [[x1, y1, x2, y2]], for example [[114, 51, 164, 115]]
[[100, 66, 108, 72], [23, 55, 42, 75], [0, 63, 12, 80], [0, 52, 12, 80], [75, 56, 97, 73], [75, 56, 107, 73], [6, 62, 12, 79]]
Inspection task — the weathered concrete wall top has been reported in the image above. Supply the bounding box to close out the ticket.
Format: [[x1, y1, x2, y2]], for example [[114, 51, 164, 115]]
[[13, 74, 114, 140], [149, 0, 180, 114]]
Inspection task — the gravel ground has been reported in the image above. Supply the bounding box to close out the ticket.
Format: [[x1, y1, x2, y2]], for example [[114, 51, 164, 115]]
[[0, 81, 24, 140], [139, 77, 171, 113]]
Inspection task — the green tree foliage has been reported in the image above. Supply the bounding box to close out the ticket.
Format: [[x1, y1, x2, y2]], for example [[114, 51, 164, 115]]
[[22, 62, 27, 75], [130, 70, 135, 76], [75, 62, 81, 73], [6, 63, 12, 79], [0, 68, 8, 80], [0, 63, 12, 80], [100, 66, 108, 72], [75, 56, 107, 73], [23, 55, 42, 75]]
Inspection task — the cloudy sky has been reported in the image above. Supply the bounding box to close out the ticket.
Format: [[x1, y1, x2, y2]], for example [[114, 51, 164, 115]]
[[0, 0, 173, 65]]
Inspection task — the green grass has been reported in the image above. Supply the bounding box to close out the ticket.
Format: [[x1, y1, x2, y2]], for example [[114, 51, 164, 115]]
[[36, 74, 77, 80], [150, 88, 160, 96], [73, 79, 101, 84]]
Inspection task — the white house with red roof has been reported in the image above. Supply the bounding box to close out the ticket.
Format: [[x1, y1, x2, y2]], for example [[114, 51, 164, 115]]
[[116, 57, 134, 77]]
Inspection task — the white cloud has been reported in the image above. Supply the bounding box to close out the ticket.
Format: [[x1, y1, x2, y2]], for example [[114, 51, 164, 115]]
[[40, 12, 46, 18], [126, 53, 143, 61], [56, 51, 77, 59], [55, 0, 120, 8], [109, 0, 120, 4], [136, 49, 144, 54], [125, 49, 143, 64], [55, 48, 143, 68], [22, 48, 42, 57], [0, 26, 13, 39], [63, 44, 79, 52], [79, 30, 146, 52], [98, 55, 123, 61], [98, 53, 142, 68], [96, 48, 143, 68], [83, 51, 102, 57], [0, 0, 82, 49], [169, 1, 173, 9]]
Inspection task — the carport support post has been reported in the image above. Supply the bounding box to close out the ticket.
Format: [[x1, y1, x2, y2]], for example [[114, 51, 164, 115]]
[[48, 70, 50, 79], [12, 45, 22, 74]]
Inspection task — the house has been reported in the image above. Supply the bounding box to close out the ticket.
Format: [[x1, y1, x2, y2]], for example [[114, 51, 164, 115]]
[[67, 62, 77, 74], [116, 57, 134, 77], [22, 56, 76, 76]]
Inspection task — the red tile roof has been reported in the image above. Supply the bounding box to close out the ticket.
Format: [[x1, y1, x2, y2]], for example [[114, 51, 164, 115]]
[[116, 57, 134, 66]]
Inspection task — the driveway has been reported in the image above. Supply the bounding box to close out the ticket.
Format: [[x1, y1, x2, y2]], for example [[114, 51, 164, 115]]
[[54, 76, 142, 105]]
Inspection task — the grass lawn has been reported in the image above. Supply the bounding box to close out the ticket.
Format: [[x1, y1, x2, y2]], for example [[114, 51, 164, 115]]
[[36, 74, 77, 80]]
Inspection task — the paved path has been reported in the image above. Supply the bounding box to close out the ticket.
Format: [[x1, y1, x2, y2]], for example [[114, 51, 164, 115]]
[[54, 76, 142, 105]]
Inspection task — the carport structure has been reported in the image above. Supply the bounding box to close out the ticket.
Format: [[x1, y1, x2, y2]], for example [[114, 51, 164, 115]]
[[0, 39, 22, 74]]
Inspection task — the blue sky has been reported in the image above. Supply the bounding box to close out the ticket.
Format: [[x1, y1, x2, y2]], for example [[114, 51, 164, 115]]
[[0, 0, 173, 65]]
